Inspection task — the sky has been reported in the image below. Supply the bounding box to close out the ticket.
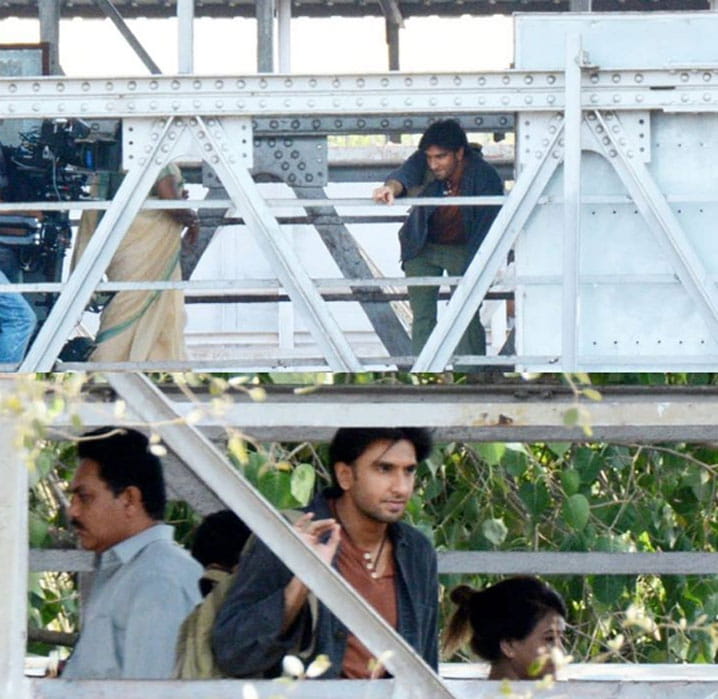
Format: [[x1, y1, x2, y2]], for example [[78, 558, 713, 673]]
[[0, 14, 514, 76]]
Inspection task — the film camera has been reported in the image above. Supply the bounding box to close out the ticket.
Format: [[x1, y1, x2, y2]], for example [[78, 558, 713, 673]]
[[0, 118, 120, 322]]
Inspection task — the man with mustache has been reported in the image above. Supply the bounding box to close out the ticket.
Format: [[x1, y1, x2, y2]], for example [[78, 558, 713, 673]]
[[373, 119, 503, 364], [62, 426, 201, 679], [213, 427, 438, 679]]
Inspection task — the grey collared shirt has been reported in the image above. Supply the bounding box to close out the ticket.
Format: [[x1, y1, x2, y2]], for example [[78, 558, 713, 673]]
[[63, 523, 202, 679]]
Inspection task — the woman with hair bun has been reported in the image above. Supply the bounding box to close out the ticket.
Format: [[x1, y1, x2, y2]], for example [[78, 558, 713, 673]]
[[444, 576, 567, 680]]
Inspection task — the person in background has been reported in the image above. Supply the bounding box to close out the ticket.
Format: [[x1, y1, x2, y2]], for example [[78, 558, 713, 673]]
[[373, 119, 502, 363], [73, 163, 200, 362], [444, 576, 567, 680], [0, 145, 37, 364], [62, 426, 201, 679]]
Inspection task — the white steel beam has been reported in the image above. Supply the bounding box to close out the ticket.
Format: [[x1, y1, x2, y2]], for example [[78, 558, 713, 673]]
[[189, 116, 362, 371], [19, 118, 176, 371], [277, 0, 292, 73], [177, 0, 195, 74], [412, 117, 564, 371], [0, 409, 30, 699], [106, 373, 453, 699], [586, 110, 718, 349], [562, 34, 583, 370], [4, 69, 718, 119]]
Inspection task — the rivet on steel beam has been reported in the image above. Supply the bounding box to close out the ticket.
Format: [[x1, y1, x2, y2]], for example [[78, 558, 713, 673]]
[[590, 94, 598, 103], [501, 96, 510, 105], [172, 101, 180, 110], [430, 98, 437, 106], [524, 96, 533, 105], [404, 77, 412, 87], [381, 78, 389, 87], [609, 149, 617, 158], [193, 80, 202, 89], [602, 137, 610, 145], [430, 76, 438, 86], [611, 73, 620, 83], [381, 98, 389, 107], [33, 82, 41, 92], [171, 80, 180, 90], [284, 99, 291, 107], [333, 99, 341, 107], [552, 150, 561, 159], [236, 79, 246, 89], [453, 76, 462, 86], [453, 98, 461, 106], [542, 138, 549, 146], [308, 99, 316, 107], [634, 73, 643, 84], [524, 75, 533, 85], [259, 99, 267, 108], [7, 104, 14, 113], [211, 156, 219, 164], [626, 150, 634, 158], [704, 72, 712, 82], [502, 75, 510, 85], [150, 100, 158, 110], [32, 104, 39, 112], [681, 94, 690, 103], [216, 101, 224, 109], [128, 80, 137, 91], [259, 78, 268, 89], [309, 78, 317, 88], [478, 76, 486, 86], [704, 93, 712, 102], [356, 98, 363, 106], [547, 74, 556, 85], [128, 103, 135, 111], [680, 72, 689, 82], [636, 95, 644, 103], [56, 82, 65, 92], [547, 95, 555, 104], [193, 100, 201, 109], [612, 95, 621, 103], [589, 73, 598, 84], [478, 97, 486, 105], [150, 80, 159, 90], [204, 143, 212, 152]]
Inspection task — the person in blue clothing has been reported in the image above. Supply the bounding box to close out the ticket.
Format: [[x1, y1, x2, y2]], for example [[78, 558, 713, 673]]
[[212, 427, 438, 680], [0, 146, 37, 364], [373, 119, 503, 361]]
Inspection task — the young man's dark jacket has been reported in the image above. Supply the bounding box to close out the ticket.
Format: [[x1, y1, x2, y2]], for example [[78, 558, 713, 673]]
[[387, 145, 503, 266], [211, 487, 439, 678]]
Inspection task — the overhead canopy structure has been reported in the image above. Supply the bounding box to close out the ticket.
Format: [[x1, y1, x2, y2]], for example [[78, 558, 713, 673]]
[[0, 0, 712, 20]]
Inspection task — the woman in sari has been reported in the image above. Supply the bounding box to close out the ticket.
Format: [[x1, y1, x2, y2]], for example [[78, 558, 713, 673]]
[[75, 163, 199, 362]]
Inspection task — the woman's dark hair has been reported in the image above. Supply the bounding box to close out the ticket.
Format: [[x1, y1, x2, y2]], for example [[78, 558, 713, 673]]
[[191, 509, 251, 570], [418, 118, 469, 153], [444, 576, 567, 660], [77, 426, 166, 520], [328, 427, 433, 488]]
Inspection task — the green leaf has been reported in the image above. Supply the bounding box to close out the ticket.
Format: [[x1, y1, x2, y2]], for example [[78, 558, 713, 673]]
[[563, 407, 579, 426], [503, 449, 528, 478], [560, 469, 581, 496], [562, 493, 590, 531], [519, 479, 550, 518], [476, 443, 506, 467], [290, 463, 316, 506], [28, 512, 49, 548], [481, 518, 508, 546]]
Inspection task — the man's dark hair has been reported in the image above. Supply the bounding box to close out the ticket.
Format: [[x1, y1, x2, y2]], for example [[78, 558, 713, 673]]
[[77, 426, 166, 520], [191, 509, 251, 571], [418, 119, 469, 153], [328, 427, 433, 487]]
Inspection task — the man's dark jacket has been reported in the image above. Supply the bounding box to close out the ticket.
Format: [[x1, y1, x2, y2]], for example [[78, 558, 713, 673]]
[[212, 488, 439, 678], [387, 145, 503, 266]]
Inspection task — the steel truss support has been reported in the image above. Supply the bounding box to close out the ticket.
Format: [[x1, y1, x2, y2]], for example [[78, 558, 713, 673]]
[[585, 110, 718, 346], [92, 0, 162, 75], [412, 117, 564, 371], [20, 116, 362, 372], [19, 119, 174, 372], [0, 412, 29, 699], [106, 373, 452, 699], [191, 118, 362, 371]]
